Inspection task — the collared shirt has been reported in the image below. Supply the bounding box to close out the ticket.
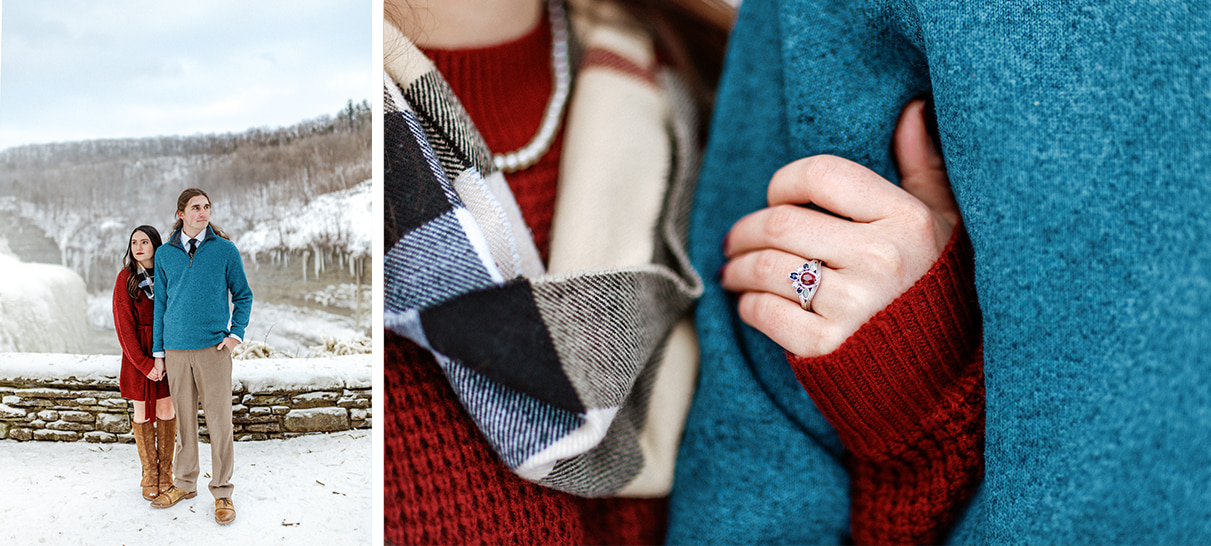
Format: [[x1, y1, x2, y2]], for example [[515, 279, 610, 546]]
[[181, 226, 208, 250], [151, 225, 239, 358]]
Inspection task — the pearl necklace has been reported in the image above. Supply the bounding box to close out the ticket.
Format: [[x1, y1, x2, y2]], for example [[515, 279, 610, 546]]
[[493, 0, 572, 173]]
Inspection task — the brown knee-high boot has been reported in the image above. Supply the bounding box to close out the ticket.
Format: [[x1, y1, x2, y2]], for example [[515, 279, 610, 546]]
[[155, 417, 177, 495], [132, 421, 159, 500]]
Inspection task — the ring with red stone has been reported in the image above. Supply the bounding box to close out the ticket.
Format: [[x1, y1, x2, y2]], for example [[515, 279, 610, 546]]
[[789, 260, 822, 311]]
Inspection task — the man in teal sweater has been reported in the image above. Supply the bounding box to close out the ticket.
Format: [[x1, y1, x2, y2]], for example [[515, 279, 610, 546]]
[[149, 188, 252, 527], [671, 0, 1211, 543]]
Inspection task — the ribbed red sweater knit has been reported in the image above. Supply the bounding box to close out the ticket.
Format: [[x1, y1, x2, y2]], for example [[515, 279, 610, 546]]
[[788, 226, 985, 545], [384, 18, 668, 546]]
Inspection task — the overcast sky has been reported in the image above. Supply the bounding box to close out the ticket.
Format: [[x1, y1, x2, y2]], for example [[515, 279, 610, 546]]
[[0, 0, 372, 151]]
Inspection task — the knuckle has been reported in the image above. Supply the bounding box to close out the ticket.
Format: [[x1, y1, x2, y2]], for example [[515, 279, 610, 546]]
[[736, 292, 760, 326], [799, 154, 840, 181], [903, 200, 934, 229], [763, 205, 800, 240], [863, 239, 906, 273], [738, 292, 779, 334], [754, 251, 782, 281], [818, 323, 850, 355]]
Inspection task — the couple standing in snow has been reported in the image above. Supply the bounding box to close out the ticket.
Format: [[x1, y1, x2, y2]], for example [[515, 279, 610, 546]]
[[111, 187, 253, 526]]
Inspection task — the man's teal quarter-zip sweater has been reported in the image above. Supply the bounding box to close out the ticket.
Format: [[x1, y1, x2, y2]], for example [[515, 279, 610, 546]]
[[152, 225, 253, 354]]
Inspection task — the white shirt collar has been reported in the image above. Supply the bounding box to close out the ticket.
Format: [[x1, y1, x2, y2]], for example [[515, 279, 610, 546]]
[[180, 225, 208, 248]]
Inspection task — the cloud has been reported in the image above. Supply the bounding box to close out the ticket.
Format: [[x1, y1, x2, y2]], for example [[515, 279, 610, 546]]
[[0, 0, 372, 150]]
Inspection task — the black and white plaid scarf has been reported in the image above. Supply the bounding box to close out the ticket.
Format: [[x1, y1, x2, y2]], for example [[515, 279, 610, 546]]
[[136, 265, 154, 300], [384, 6, 703, 497]]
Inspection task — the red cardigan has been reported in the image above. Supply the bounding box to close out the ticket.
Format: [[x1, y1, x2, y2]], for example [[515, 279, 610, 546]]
[[112, 269, 170, 408], [384, 19, 667, 545]]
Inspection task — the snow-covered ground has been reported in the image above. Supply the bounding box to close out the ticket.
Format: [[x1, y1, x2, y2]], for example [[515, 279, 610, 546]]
[[0, 353, 374, 542], [305, 283, 371, 311], [0, 430, 371, 544]]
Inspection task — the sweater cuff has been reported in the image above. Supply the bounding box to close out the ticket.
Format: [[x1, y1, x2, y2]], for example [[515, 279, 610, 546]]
[[787, 223, 981, 459]]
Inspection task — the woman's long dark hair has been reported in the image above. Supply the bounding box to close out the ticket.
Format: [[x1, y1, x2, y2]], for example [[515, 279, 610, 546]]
[[123, 225, 163, 301]]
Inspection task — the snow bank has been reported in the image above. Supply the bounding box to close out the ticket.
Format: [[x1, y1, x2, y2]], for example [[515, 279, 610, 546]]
[[243, 301, 366, 357], [0, 252, 90, 353], [0, 353, 371, 392], [238, 179, 371, 257]]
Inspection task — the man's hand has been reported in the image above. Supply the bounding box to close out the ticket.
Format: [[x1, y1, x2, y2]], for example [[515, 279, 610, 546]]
[[217, 336, 241, 352]]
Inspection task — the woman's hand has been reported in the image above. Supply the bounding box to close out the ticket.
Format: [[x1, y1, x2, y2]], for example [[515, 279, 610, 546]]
[[148, 357, 165, 381], [720, 100, 959, 357]]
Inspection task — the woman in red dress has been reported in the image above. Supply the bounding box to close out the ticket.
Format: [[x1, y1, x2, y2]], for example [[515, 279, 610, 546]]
[[112, 225, 176, 501]]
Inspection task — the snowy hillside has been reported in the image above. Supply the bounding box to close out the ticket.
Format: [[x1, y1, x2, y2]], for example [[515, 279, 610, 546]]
[[239, 179, 371, 260], [0, 105, 371, 356]]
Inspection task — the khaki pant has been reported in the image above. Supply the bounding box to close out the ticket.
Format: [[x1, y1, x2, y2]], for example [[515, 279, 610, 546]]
[[165, 347, 234, 499]]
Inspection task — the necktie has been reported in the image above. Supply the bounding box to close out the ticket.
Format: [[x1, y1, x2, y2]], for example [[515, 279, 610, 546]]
[[188, 238, 198, 258]]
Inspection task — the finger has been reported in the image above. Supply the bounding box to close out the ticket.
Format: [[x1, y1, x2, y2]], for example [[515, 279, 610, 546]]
[[217, 342, 225, 351], [767, 155, 920, 224], [894, 99, 959, 225], [724, 204, 862, 268], [735, 291, 846, 357], [722, 249, 825, 307]]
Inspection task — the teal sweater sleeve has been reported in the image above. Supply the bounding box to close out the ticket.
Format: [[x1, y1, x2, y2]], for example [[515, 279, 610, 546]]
[[152, 251, 169, 355], [226, 244, 252, 341]]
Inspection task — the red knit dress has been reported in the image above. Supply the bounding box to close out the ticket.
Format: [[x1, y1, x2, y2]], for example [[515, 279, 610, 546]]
[[383, 19, 668, 545], [112, 269, 170, 410]]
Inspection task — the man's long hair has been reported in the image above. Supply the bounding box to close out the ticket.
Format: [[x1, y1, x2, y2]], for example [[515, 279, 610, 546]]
[[172, 188, 230, 240]]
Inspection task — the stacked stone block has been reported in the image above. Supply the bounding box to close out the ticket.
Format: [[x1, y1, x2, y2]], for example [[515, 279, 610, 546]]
[[0, 358, 372, 443]]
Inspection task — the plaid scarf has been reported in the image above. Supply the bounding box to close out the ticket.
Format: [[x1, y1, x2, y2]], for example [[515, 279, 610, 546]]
[[136, 265, 154, 300], [384, 4, 703, 497]]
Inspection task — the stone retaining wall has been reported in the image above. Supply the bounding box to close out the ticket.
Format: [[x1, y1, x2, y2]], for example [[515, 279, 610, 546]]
[[0, 353, 371, 443]]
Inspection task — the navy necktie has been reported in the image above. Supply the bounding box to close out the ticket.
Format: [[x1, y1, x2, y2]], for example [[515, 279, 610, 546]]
[[188, 238, 198, 258]]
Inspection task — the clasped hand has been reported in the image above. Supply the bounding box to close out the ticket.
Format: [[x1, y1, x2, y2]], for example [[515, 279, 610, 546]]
[[720, 100, 960, 357]]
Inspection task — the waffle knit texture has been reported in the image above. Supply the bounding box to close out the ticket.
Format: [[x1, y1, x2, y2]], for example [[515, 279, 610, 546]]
[[152, 225, 252, 353], [384, 0, 703, 498], [670, 0, 1211, 543], [384, 8, 688, 543], [386, 335, 667, 545]]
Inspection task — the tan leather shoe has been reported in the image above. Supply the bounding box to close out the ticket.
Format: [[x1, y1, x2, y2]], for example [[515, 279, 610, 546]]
[[215, 497, 235, 525], [150, 485, 196, 509]]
